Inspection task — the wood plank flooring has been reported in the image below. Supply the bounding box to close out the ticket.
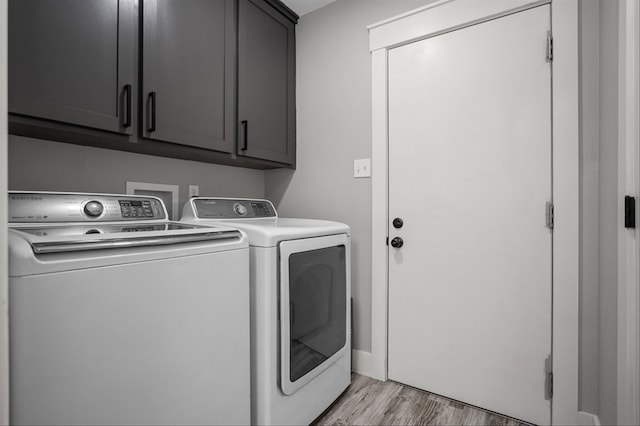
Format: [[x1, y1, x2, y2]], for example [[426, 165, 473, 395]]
[[313, 374, 528, 426]]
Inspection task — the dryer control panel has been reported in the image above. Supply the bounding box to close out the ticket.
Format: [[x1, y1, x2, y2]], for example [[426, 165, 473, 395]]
[[192, 198, 277, 219], [8, 192, 168, 223]]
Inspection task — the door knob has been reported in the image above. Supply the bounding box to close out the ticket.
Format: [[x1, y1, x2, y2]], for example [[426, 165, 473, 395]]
[[393, 218, 404, 229], [390, 237, 404, 248]]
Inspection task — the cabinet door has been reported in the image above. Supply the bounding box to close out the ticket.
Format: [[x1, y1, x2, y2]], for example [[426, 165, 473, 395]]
[[9, 0, 135, 134], [142, 0, 235, 153], [238, 0, 296, 165]]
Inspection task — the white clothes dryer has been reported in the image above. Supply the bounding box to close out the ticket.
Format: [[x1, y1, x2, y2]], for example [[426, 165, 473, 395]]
[[8, 192, 251, 426], [181, 198, 351, 426]]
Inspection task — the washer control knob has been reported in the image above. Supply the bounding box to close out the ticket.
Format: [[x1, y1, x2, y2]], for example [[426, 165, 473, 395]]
[[84, 200, 104, 218], [233, 203, 247, 216], [390, 237, 404, 248]]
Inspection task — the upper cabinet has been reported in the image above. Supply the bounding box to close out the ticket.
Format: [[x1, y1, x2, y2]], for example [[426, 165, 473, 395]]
[[8, 0, 298, 169], [9, 0, 136, 134], [141, 0, 235, 153], [237, 0, 296, 165]]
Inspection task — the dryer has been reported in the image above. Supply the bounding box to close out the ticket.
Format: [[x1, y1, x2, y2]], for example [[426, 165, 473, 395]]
[[8, 192, 251, 425], [181, 198, 351, 425]]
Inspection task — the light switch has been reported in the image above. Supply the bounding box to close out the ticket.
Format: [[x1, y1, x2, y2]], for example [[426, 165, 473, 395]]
[[354, 159, 371, 178], [189, 185, 199, 198]]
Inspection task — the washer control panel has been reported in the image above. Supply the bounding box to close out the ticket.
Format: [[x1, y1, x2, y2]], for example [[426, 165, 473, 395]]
[[8, 192, 168, 223], [193, 198, 276, 219], [118, 199, 157, 218]]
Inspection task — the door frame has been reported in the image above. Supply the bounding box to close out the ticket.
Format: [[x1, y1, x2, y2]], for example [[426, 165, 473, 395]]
[[617, 1, 640, 424], [368, 1, 579, 424]]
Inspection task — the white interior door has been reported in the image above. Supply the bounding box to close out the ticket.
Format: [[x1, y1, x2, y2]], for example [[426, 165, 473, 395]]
[[388, 6, 552, 425]]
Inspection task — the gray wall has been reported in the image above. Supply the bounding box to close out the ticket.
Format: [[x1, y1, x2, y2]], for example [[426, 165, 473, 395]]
[[577, 1, 621, 423], [580, 1, 619, 422], [579, 0, 601, 416], [265, 0, 432, 352], [595, 1, 619, 424], [9, 136, 266, 214]]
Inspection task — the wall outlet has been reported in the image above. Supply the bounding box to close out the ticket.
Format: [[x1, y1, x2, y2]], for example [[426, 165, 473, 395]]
[[189, 185, 199, 198], [354, 159, 371, 178]]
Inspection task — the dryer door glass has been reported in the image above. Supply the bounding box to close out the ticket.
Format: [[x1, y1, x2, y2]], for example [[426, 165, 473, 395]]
[[288, 245, 347, 382], [279, 233, 350, 396]]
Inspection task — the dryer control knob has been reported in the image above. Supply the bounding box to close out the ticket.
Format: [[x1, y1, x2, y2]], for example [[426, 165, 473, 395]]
[[84, 200, 104, 218], [233, 203, 247, 216]]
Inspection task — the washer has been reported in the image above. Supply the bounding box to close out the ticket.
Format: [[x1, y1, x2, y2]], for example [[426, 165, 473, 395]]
[[181, 198, 351, 425], [8, 192, 251, 426]]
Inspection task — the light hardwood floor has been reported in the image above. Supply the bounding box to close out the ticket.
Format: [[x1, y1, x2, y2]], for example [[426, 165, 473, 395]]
[[313, 374, 528, 426]]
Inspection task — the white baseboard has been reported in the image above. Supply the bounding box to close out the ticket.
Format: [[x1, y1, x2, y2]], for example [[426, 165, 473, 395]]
[[577, 411, 601, 426], [351, 349, 373, 378]]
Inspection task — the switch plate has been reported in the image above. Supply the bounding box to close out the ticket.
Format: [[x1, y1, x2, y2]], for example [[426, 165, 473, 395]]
[[354, 158, 371, 178], [189, 185, 199, 198]]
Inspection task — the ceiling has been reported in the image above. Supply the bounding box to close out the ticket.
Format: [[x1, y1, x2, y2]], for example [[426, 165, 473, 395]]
[[282, 0, 337, 16]]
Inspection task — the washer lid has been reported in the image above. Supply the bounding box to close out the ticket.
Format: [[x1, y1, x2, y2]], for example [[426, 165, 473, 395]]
[[10, 221, 244, 254]]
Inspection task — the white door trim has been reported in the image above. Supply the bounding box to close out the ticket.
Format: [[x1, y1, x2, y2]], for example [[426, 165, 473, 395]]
[[369, 1, 579, 424], [617, 1, 640, 424], [368, 0, 550, 51]]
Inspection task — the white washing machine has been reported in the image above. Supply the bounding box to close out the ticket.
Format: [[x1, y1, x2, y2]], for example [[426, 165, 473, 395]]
[[8, 192, 251, 426], [181, 198, 351, 425]]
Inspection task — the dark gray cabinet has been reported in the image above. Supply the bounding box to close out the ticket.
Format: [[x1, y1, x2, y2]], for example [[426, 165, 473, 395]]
[[9, 0, 136, 134], [238, 0, 296, 166], [142, 0, 235, 153], [8, 0, 297, 169]]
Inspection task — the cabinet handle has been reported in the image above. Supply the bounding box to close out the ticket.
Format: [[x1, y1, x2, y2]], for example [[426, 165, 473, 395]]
[[123, 84, 132, 128], [241, 120, 248, 151], [148, 92, 156, 133]]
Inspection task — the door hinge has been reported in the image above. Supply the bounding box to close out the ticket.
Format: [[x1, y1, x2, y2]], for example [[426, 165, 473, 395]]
[[545, 355, 553, 400], [547, 33, 553, 61], [546, 202, 554, 230], [625, 195, 636, 228]]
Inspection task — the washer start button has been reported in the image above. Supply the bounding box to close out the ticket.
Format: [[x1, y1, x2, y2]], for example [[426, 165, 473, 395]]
[[84, 201, 104, 218]]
